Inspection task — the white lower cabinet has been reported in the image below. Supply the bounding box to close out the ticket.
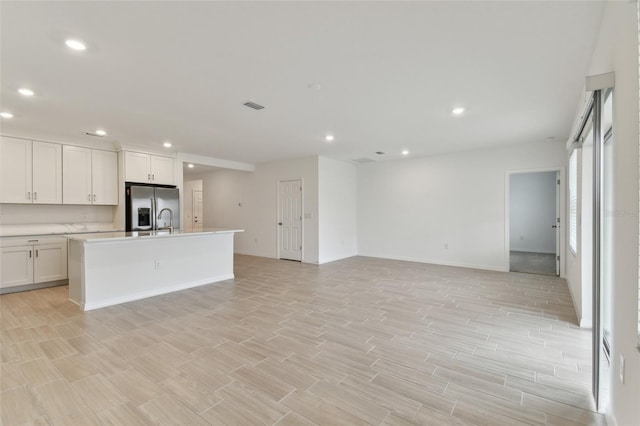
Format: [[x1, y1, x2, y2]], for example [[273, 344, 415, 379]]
[[0, 237, 68, 290]]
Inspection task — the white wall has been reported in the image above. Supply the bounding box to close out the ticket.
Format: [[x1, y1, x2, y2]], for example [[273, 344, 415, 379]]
[[357, 140, 565, 272], [198, 156, 319, 263], [182, 179, 203, 231], [509, 171, 557, 253], [318, 157, 358, 264], [584, 2, 640, 424]]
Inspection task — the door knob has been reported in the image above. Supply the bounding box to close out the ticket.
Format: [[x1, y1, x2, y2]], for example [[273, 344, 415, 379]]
[[278, 222, 283, 225], [552, 225, 558, 228]]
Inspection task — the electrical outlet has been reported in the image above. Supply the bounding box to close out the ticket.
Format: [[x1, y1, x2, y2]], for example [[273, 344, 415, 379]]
[[254, 238, 258, 244], [444, 243, 449, 250], [619, 354, 625, 384], [154, 260, 160, 270]]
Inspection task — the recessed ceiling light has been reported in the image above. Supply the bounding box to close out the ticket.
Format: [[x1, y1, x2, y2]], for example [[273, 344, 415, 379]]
[[402, 150, 409, 156], [452, 107, 465, 115], [94, 129, 107, 136], [163, 142, 172, 148], [65, 39, 87, 51], [0, 112, 14, 119], [18, 88, 35, 97], [187, 163, 195, 169], [325, 135, 335, 142]]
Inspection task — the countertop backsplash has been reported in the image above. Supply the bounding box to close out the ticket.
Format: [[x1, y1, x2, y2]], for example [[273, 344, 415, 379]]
[[0, 204, 119, 236]]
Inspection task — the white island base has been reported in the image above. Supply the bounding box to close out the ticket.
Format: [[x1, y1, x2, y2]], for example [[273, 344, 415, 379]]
[[68, 229, 242, 311]]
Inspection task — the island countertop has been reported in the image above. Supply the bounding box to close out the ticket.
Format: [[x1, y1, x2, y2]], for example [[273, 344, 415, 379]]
[[67, 228, 244, 243]]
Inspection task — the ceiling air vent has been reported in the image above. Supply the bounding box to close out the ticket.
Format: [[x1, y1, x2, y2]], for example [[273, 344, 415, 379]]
[[352, 158, 375, 164], [243, 101, 265, 110], [375, 151, 385, 155]]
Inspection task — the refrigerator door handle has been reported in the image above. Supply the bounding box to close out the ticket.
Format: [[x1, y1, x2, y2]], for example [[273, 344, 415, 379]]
[[150, 197, 155, 230]]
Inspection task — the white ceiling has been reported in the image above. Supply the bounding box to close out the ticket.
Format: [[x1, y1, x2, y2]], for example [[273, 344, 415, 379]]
[[0, 1, 604, 164]]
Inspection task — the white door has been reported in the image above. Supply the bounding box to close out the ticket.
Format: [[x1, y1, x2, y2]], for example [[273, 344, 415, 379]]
[[1, 246, 34, 288], [91, 150, 118, 205], [278, 179, 302, 261], [0, 137, 32, 203], [32, 141, 62, 204], [192, 189, 203, 231], [124, 151, 151, 183], [62, 145, 92, 204], [33, 243, 67, 283], [555, 171, 561, 276], [150, 155, 174, 185]]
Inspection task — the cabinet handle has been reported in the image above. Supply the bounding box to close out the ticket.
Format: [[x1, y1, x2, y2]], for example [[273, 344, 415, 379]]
[[29, 250, 32, 258], [152, 174, 155, 181], [93, 194, 96, 202], [88, 194, 91, 201], [34, 192, 37, 200], [35, 249, 38, 258], [148, 173, 151, 181], [27, 192, 31, 200]]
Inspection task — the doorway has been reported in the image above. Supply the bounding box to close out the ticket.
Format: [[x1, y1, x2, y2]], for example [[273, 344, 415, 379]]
[[277, 179, 302, 261], [183, 179, 203, 231], [192, 189, 203, 231], [508, 170, 561, 276]]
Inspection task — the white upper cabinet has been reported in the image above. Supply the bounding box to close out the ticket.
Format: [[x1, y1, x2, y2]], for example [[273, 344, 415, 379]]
[[150, 155, 174, 185], [124, 151, 151, 183], [0, 137, 32, 203], [0, 137, 62, 204], [91, 150, 118, 205], [63, 146, 92, 205], [125, 151, 174, 185], [63, 146, 118, 205], [32, 142, 63, 204]]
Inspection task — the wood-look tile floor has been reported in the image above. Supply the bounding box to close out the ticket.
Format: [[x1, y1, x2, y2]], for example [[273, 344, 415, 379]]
[[0, 255, 605, 425]]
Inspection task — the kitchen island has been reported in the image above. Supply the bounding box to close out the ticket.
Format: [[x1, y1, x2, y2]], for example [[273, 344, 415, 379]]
[[67, 228, 243, 311]]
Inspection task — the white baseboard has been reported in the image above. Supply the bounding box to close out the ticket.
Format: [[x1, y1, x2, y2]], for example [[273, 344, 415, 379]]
[[81, 274, 234, 311], [579, 318, 593, 329]]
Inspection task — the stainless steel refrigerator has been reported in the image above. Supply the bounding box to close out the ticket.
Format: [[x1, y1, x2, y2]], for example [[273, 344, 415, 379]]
[[125, 184, 180, 232]]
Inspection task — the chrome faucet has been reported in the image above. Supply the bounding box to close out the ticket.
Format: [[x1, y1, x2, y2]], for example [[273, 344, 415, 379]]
[[157, 208, 174, 233]]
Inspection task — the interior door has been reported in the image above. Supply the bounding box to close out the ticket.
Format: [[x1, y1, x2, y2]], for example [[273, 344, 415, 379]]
[[278, 179, 302, 261], [192, 189, 203, 231], [555, 171, 561, 275]]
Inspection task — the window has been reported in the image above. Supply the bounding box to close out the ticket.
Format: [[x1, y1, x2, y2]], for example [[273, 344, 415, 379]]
[[568, 149, 578, 254]]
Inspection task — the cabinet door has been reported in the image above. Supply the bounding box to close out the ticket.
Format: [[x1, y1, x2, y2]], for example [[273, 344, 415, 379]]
[[63, 145, 92, 205], [0, 137, 32, 203], [1, 246, 34, 287], [32, 141, 62, 204], [125, 151, 151, 183], [92, 150, 118, 205], [33, 243, 67, 283], [150, 155, 174, 185]]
